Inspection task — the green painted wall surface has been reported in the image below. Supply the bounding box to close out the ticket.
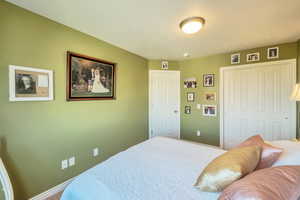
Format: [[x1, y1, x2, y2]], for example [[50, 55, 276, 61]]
[[148, 60, 180, 71], [298, 40, 300, 138], [179, 42, 298, 146], [0, 1, 148, 199]]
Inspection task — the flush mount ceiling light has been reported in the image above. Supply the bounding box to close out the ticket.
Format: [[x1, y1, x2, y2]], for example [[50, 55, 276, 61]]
[[180, 17, 205, 34]]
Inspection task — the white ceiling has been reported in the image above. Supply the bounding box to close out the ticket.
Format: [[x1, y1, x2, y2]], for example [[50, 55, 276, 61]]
[[6, 0, 300, 60]]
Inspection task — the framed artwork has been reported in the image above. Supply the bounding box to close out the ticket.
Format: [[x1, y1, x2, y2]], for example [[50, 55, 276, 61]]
[[246, 52, 260, 62], [205, 92, 216, 101], [267, 47, 279, 59], [203, 74, 214, 87], [231, 53, 240, 64], [184, 77, 197, 88], [187, 92, 195, 102], [9, 65, 53, 101], [184, 106, 191, 114], [67, 51, 116, 101], [161, 61, 168, 70], [203, 105, 217, 117]]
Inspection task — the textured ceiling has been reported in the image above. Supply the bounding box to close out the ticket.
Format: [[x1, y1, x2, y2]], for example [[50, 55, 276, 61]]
[[6, 0, 300, 60]]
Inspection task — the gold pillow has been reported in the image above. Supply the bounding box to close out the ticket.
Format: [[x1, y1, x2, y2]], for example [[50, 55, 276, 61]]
[[194, 146, 262, 192]]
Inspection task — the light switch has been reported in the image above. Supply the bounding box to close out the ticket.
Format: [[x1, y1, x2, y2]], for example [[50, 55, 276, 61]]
[[61, 160, 68, 170], [93, 148, 99, 157], [197, 104, 201, 109], [69, 157, 75, 167], [197, 130, 201, 136]]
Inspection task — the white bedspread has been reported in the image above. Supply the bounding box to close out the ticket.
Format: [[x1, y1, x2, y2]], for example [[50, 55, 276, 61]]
[[61, 137, 225, 200]]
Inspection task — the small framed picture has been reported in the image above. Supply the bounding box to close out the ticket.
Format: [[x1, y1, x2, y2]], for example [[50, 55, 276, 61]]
[[267, 47, 279, 59], [231, 53, 240, 64], [161, 61, 168, 70], [9, 65, 54, 101], [184, 77, 197, 88], [246, 52, 260, 62], [184, 106, 191, 114], [205, 92, 216, 101], [187, 92, 195, 102], [203, 74, 214, 87], [203, 105, 217, 117]]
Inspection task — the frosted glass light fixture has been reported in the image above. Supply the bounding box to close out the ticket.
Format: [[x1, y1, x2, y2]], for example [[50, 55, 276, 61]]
[[290, 84, 300, 101], [180, 17, 205, 34]]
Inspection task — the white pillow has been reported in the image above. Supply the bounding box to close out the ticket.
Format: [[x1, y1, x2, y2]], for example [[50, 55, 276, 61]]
[[269, 140, 300, 167]]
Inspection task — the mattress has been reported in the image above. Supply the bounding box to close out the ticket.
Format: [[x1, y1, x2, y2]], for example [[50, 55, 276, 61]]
[[61, 137, 225, 200]]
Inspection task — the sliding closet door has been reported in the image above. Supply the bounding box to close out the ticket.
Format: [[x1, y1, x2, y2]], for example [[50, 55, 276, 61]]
[[222, 60, 296, 149]]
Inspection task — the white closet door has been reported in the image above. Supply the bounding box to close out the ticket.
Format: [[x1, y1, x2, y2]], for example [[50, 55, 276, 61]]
[[222, 60, 296, 149], [149, 70, 180, 138]]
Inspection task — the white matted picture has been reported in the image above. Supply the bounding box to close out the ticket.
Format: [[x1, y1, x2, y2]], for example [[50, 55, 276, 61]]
[[161, 61, 168, 70], [205, 92, 216, 101], [246, 52, 260, 62], [231, 53, 240, 64], [203, 74, 214, 87], [267, 47, 279, 59], [184, 77, 197, 88], [187, 92, 195, 102], [9, 65, 54, 101], [203, 105, 217, 117]]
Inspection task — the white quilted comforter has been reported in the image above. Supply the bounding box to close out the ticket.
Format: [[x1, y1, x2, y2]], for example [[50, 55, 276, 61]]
[[61, 137, 225, 200]]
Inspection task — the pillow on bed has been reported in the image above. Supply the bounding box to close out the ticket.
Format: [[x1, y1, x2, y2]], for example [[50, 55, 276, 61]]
[[194, 145, 261, 192], [268, 140, 300, 166], [237, 135, 283, 169], [219, 166, 300, 200]]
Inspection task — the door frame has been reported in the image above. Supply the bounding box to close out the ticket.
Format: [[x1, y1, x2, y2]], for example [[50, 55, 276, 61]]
[[219, 59, 297, 148], [148, 70, 181, 139]]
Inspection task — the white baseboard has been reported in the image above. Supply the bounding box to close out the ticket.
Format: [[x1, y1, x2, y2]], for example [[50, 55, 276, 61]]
[[28, 178, 74, 200]]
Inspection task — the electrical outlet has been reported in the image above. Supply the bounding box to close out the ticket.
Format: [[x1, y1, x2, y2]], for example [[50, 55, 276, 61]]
[[69, 157, 75, 167], [197, 130, 201, 137], [93, 148, 99, 157], [197, 104, 201, 109], [61, 160, 68, 170]]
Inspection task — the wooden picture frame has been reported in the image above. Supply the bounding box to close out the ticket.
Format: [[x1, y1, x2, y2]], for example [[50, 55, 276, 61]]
[[184, 106, 191, 114], [203, 74, 214, 87], [267, 47, 279, 59], [67, 51, 116, 101], [9, 65, 53, 101]]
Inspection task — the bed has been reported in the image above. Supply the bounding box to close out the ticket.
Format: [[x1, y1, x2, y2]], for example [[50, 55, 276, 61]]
[[61, 137, 226, 200]]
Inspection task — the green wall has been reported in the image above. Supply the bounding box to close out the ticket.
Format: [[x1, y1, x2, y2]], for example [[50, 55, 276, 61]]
[[298, 40, 300, 138], [0, 1, 148, 199], [179, 42, 298, 146]]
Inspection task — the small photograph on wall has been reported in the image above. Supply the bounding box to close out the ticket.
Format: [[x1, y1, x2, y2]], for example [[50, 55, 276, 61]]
[[267, 47, 279, 59], [231, 53, 240, 64], [9, 65, 53, 101], [203, 74, 214, 87], [184, 77, 197, 88], [203, 105, 217, 117], [246, 52, 260, 62], [184, 106, 191, 114], [187, 92, 195, 102], [67, 52, 116, 101], [161, 61, 168, 70], [205, 92, 216, 101]]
